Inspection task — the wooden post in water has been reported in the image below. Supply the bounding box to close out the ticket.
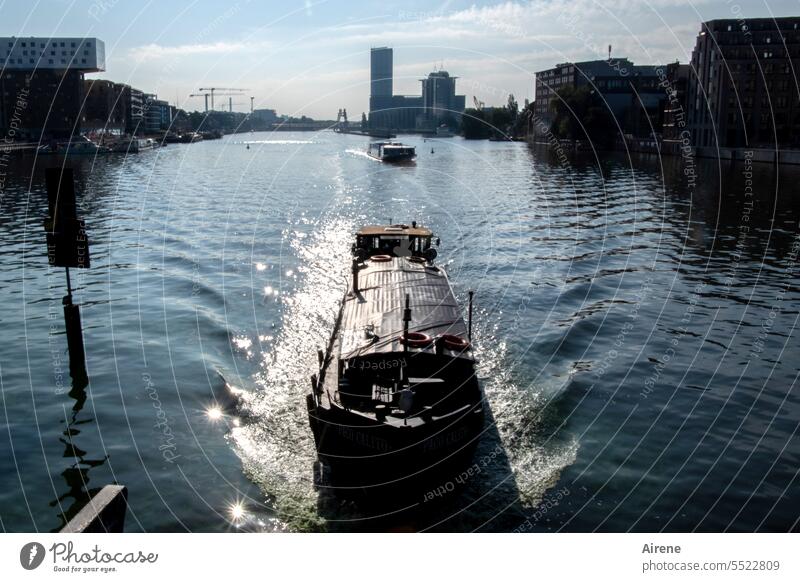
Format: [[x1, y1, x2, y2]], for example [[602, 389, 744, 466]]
[[45, 168, 91, 387]]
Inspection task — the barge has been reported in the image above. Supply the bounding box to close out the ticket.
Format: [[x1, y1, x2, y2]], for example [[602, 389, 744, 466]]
[[307, 223, 484, 489]]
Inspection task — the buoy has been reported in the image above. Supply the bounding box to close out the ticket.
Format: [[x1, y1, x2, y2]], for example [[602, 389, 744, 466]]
[[440, 334, 470, 351], [402, 331, 433, 348], [246, 144, 250, 150]]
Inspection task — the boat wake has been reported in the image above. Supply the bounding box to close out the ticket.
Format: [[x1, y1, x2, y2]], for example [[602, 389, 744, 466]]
[[228, 163, 577, 530], [229, 214, 355, 531], [345, 148, 379, 161]]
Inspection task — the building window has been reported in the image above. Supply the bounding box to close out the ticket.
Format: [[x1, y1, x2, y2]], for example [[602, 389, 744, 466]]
[[21, 42, 25, 47], [48, 59, 53, 64], [71, 42, 75, 47], [81, 59, 86, 63]]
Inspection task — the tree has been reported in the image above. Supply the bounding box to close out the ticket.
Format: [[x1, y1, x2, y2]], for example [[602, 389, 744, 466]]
[[507, 93, 519, 121], [549, 85, 616, 147], [460, 108, 491, 139]]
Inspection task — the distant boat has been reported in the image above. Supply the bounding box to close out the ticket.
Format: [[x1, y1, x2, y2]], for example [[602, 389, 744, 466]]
[[367, 141, 416, 162], [179, 132, 203, 143], [109, 137, 156, 153], [435, 125, 454, 137], [38, 136, 109, 155]]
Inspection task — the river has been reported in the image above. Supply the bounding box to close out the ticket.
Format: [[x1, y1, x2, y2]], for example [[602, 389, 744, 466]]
[[1, 132, 798, 532]]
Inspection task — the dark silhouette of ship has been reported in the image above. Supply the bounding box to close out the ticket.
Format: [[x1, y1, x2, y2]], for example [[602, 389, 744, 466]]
[[307, 222, 484, 491]]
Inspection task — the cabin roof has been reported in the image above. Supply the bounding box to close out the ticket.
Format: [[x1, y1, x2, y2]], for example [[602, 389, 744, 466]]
[[339, 257, 469, 360], [357, 224, 433, 237]]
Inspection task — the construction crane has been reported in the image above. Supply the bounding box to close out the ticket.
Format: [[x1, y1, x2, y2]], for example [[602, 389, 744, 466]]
[[189, 93, 210, 112], [189, 90, 248, 112], [198, 87, 248, 111], [473, 96, 484, 111], [225, 100, 249, 112]]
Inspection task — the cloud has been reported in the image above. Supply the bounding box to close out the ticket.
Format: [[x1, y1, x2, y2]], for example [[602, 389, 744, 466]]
[[116, 0, 724, 117], [130, 40, 268, 62]]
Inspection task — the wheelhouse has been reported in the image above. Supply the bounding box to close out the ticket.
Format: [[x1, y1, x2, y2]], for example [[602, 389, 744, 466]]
[[353, 223, 439, 260]]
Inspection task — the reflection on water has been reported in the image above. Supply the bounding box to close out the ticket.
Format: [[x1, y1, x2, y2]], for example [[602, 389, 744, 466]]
[[0, 133, 798, 531], [49, 379, 108, 531], [228, 151, 577, 531]]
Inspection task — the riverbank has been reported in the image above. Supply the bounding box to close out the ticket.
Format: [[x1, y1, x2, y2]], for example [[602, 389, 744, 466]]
[[530, 135, 800, 166]]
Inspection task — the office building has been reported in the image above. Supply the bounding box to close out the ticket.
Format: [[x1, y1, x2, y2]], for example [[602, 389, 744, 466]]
[[369, 47, 396, 129], [687, 17, 800, 148], [0, 37, 106, 139], [533, 58, 667, 138], [661, 62, 690, 142], [368, 47, 465, 131], [143, 94, 171, 133], [82, 79, 127, 134], [420, 70, 466, 126], [251, 108, 278, 126]]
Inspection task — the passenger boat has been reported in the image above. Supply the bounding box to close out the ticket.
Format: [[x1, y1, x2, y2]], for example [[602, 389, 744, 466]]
[[435, 125, 454, 137], [366, 141, 416, 162], [307, 223, 484, 489]]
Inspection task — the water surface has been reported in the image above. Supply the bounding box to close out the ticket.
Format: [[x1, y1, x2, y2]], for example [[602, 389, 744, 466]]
[[0, 132, 797, 531]]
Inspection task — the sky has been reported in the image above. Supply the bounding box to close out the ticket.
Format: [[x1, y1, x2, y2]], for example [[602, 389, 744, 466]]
[[2, 0, 800, 118]]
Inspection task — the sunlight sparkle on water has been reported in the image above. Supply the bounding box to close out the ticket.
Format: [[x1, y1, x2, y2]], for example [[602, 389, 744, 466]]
[[230, 502, 245, 521], [233, 336, 252, 350], [206, 406, 223, 421]]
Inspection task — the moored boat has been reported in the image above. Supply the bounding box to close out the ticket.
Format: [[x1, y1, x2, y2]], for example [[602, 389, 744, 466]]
[[37, 136, 109, 155], [108, 137, 156, 153], [307, 222, 484, 490], [366, 141, 416, 162]]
